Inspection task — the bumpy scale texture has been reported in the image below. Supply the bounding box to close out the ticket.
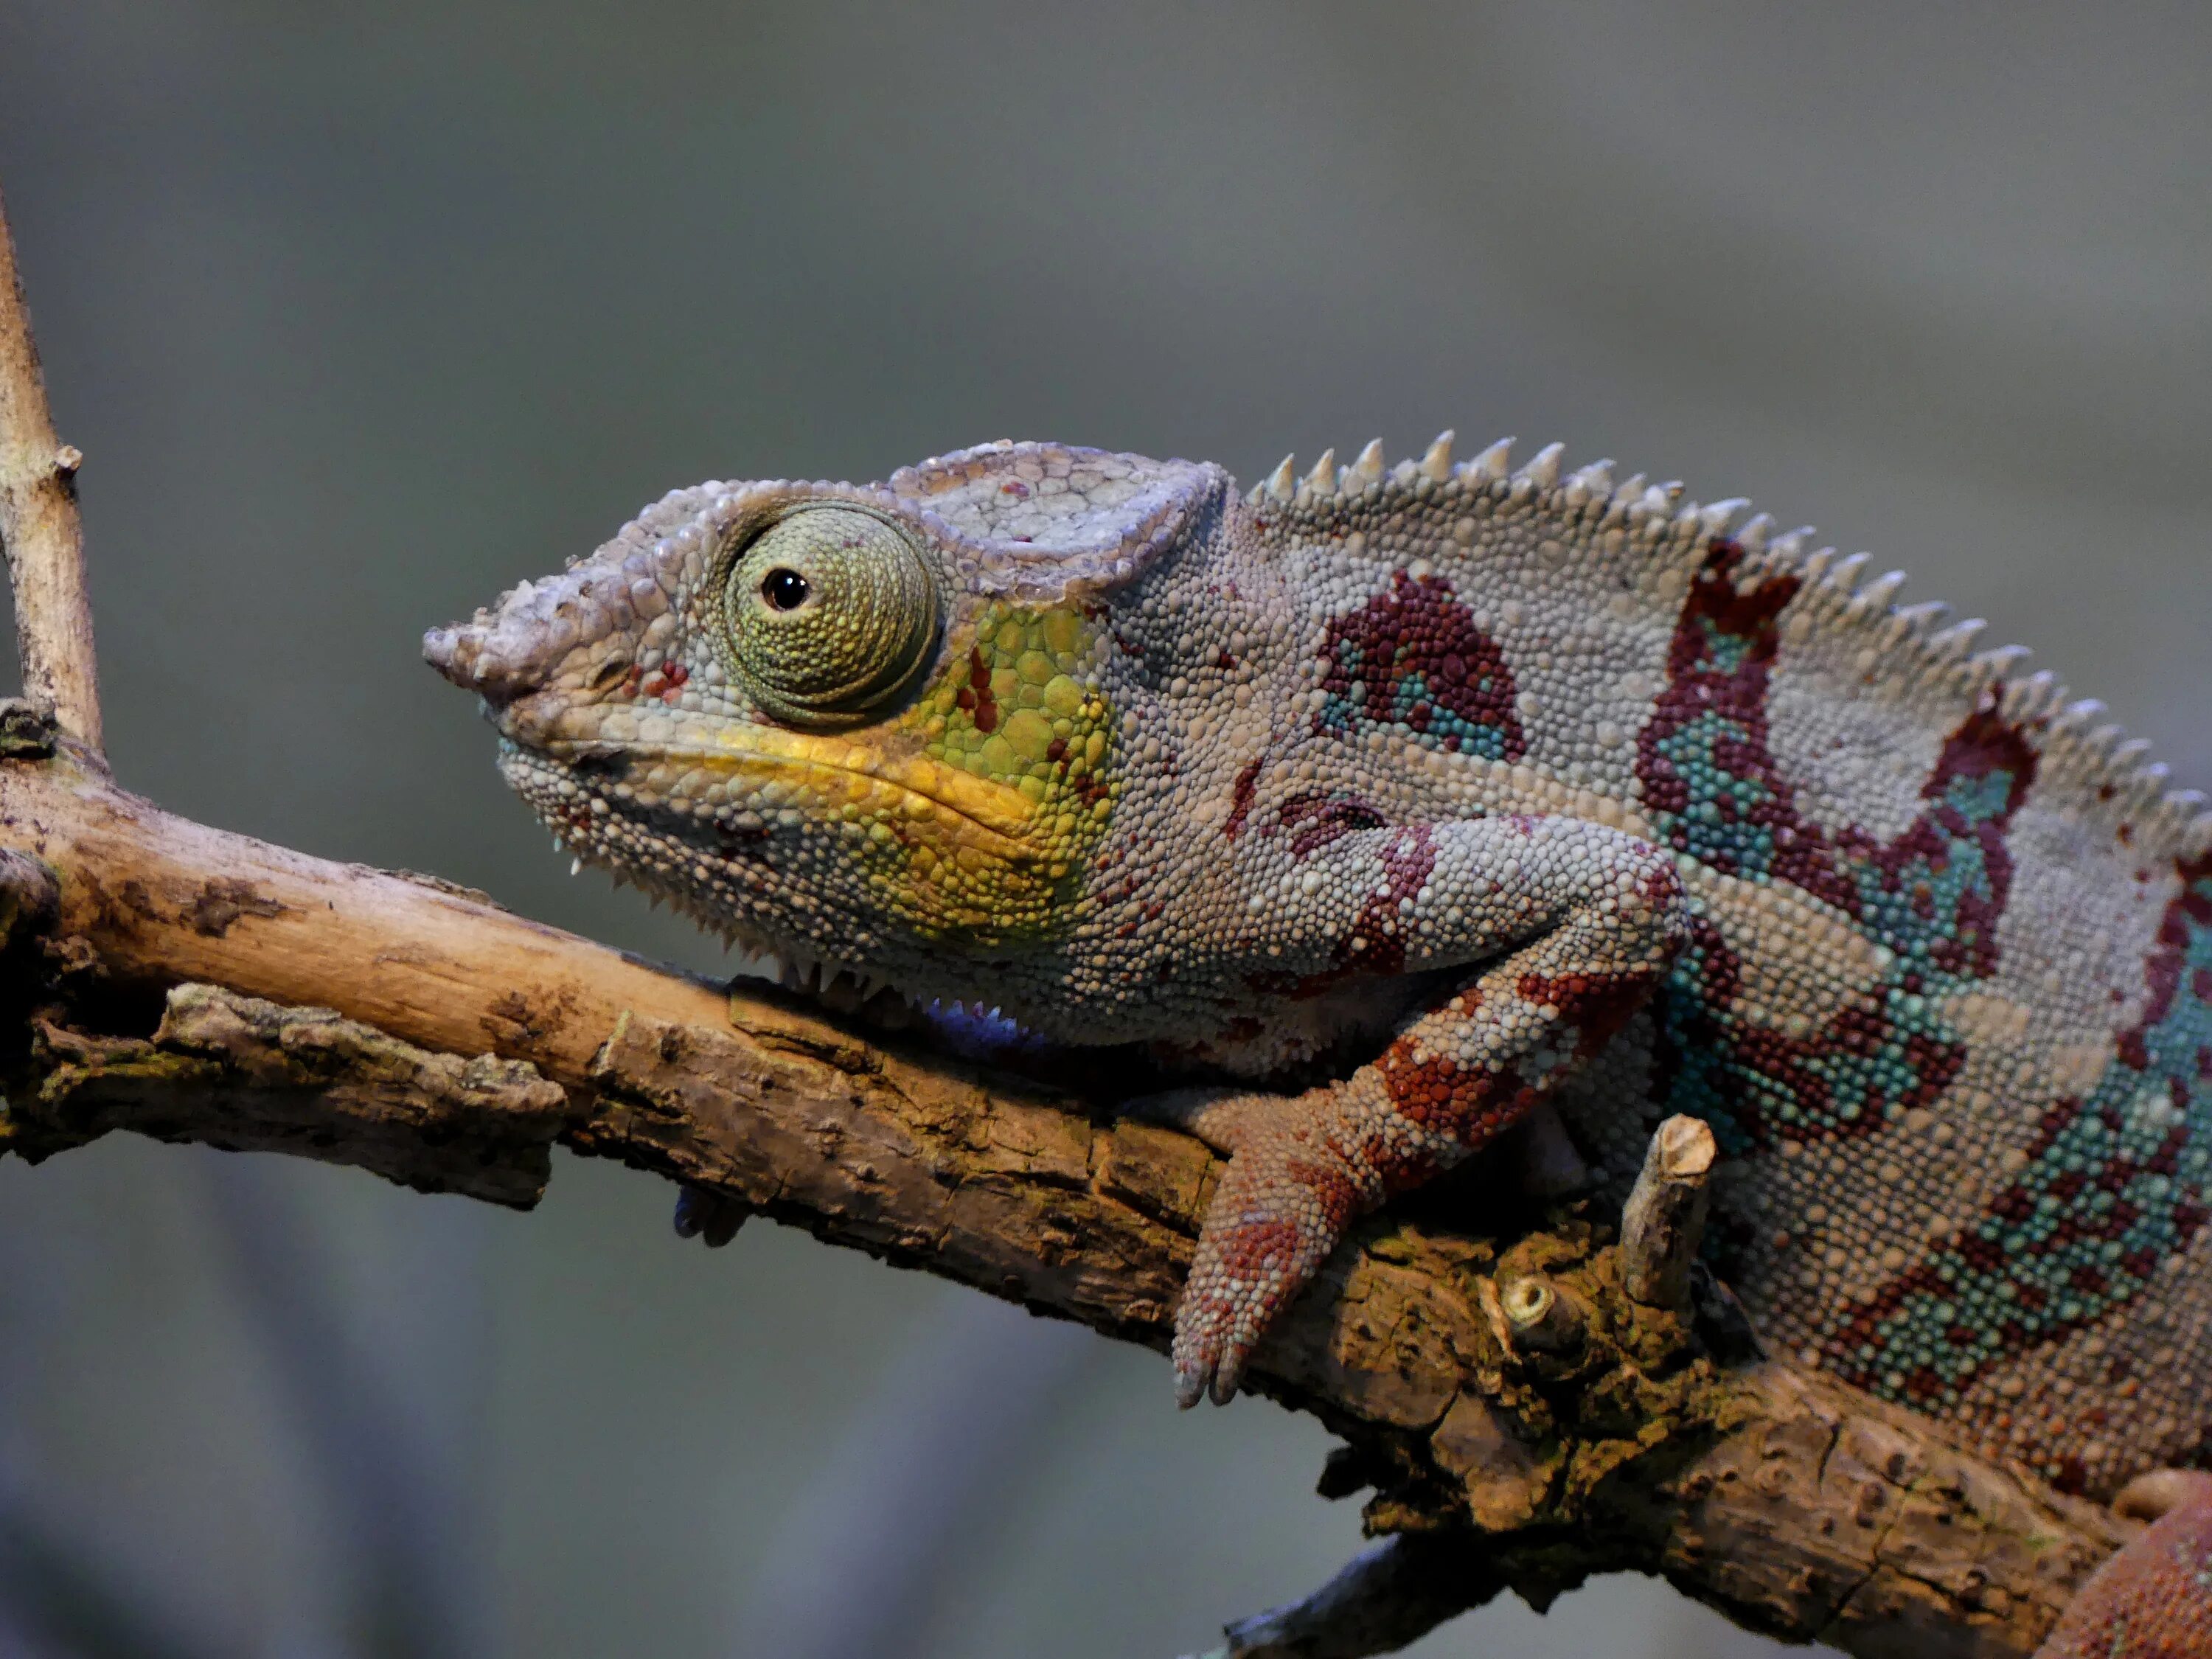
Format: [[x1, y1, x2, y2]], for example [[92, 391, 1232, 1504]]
[[427, 434, 2212, 1632], [2036, 1476, 2212, 1658]]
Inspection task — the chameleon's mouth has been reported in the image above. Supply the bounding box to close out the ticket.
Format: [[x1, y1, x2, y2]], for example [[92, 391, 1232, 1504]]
[[538, 726, 1045, 861]]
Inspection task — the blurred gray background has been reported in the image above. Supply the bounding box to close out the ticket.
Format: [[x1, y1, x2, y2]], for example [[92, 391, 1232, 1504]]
[[1, 4, 2207, 1655]]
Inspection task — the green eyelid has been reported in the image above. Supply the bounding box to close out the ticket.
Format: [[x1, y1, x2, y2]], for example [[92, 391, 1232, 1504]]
[[719, 506, 942, 727]]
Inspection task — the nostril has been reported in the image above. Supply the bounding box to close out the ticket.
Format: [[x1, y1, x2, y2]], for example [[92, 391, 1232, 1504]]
[[422, 623, 532, 706]]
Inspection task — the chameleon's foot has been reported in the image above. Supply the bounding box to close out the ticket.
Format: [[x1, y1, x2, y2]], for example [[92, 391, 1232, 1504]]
[[1170, 1107, 1366, 1408], [672, 1183, 749, 1248]]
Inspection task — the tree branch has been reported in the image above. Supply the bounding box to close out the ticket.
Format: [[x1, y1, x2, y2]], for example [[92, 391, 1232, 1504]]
[[0, 186, 99, 752], [0, 179, 2136, 1659], [0, 740, 2133, 1658]]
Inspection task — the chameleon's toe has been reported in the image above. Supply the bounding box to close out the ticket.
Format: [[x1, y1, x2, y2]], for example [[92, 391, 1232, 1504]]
[[672, 1183, 749, 1248], [1170, 1282, 1262, 1408], [1172, 1195, 1335, 1406]]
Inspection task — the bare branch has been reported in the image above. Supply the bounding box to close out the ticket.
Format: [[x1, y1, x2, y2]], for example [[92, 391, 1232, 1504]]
[[1203, 1534, 1505, 1659], [0, 736, 2135, 1659], [0, 187, 100, 752], [1619, 1113, 1717, 1308]]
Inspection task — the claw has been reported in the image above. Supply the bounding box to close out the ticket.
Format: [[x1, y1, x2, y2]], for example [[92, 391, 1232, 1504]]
[[672, 1183, 748, 1248]]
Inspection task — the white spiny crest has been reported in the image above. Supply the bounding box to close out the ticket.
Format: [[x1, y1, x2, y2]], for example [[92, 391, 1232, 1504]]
[[1928, 619, 1988, 658], [1854, 570, 1909, 615], [2056, 699, 2109, 735], [1698, 498, 1750, 540], [2003, 670, 2061, 722], [1245, 420, 2197, 862], [1567, 458, 1615, 501], [1518, 442, 1565, 490], [1893, 602, 1952, 639], [1820, 550, 1866, 593], [1469, 437, 1514, 482], [1350, 439, 1386, 487]]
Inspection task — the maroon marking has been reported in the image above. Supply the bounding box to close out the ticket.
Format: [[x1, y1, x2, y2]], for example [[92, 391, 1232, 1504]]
[[1377, 1043, 1529, 1154], [1822, 850, 2212, 1397], [1224, 756, 1265, 841], [967, 647, 999, 734], [1247, 823, 1440, 1000], [1273, 792, 1390, 860], [1315, 571, 1526, 758], [1635, 539, 1851, 908], [1513, 968, 1661, 1049], [1640, 538, 2040, 949]]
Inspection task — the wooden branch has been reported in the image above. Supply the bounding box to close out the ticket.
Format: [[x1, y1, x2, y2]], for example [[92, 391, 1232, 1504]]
[[0, 737, 2132, 1659], [0, 187, 100, 751], [1619, 1114, 1717, 1308]]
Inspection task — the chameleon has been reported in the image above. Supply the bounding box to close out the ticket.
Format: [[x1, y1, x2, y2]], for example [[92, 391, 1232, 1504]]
[[425, 434, 2212, 1649]]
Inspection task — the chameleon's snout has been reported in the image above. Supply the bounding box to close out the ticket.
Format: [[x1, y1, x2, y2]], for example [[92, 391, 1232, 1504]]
[[425, 563, 650, 708], [421, 619, 538, 706]]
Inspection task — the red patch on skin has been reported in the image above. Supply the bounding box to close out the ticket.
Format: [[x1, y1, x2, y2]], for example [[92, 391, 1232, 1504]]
[[1513, 969, 1659, 1049], [1208, 1214, 1310, 1281], [1224, 756, 1265, 841], [967, 647, 999, 734], [1637, 539, 1848, 905], [1282, 1156, 1363, 1231], [1823, 855, 2212, 1399], [1314, 571, 1526, 758], [1376, 1046, 1528, 1150], [1243, 823, 1438, 1000], [1273, 793, 1390, 859]]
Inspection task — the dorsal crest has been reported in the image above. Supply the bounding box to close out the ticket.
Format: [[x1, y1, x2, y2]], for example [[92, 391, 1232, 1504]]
[[1258, 432, 2211, 865]]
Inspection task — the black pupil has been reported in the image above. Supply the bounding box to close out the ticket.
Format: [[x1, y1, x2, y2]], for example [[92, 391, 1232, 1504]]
[[761, 568, 810, 611]]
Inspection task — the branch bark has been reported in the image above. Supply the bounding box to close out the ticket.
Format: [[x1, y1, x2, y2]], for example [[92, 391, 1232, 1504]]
[[0, 178, 2135, 1659], [0, 742, 2133, 1658], [0, 186, 99, 751]]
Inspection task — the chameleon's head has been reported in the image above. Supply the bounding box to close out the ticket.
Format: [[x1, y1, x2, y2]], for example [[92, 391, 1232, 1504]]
[[425, 442, 1227, 984]]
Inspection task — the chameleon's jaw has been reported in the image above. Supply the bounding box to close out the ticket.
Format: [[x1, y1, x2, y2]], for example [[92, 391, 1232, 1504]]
[[487, 707, 1087, 977]]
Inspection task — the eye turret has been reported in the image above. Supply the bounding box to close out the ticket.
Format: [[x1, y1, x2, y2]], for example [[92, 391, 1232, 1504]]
[[719, 506, 942, 726]]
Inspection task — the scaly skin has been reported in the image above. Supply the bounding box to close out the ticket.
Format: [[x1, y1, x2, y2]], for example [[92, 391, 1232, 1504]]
[[427, 434, 2212, 1637]]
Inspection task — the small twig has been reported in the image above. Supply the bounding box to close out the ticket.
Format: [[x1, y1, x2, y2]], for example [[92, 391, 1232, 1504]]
[[0, 184, 100, 752], [1207, 1535, 1503, 1659], [1619, 1114, 1717, 1307]]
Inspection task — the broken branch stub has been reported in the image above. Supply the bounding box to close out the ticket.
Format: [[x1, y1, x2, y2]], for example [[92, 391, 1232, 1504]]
[[1619, 1113, 1717, 1308]]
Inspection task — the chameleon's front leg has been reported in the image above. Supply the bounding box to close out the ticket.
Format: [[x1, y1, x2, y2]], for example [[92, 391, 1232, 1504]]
[[1162, 815, 1687, 1407]]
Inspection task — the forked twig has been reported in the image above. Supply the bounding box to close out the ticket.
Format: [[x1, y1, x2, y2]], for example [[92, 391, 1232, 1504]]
[[0, 183, 100, 751]]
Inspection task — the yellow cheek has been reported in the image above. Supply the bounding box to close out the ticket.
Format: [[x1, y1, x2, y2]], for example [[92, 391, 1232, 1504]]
[[867, 600, 1123, 939]]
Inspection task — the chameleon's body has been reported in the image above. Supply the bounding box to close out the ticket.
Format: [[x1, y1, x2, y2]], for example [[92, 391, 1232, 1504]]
[[428, 434, 2212, 1645]]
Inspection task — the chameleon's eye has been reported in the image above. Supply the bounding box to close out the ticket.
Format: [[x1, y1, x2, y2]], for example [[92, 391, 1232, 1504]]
[[720, 506, 941, 726]]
